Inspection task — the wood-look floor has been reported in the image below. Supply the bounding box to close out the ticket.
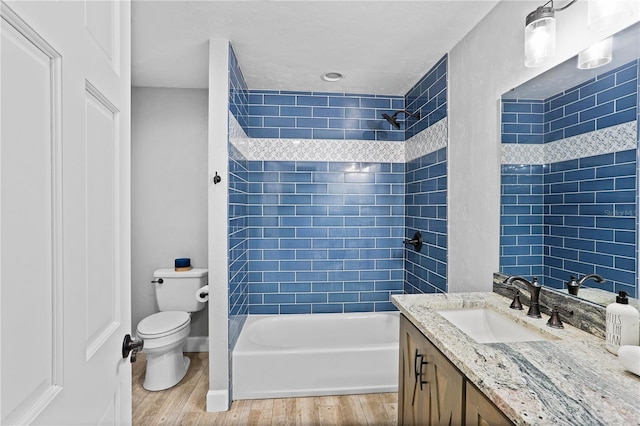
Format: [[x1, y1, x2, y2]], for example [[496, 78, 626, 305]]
[[133, 352, 398, 425]]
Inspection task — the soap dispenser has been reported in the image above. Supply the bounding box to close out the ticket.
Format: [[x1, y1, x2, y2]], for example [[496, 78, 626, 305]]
[[605, 291, 640, 355]]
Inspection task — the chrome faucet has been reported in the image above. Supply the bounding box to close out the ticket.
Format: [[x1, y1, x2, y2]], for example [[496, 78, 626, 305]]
[[566, 274, 605, 296], [504, 276, 542, 318]]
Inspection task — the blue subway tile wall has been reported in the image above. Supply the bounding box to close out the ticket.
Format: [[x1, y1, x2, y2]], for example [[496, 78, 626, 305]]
[[542, 151, 637, 296], [500, 59, 638, 298], [503, 60, 638, 145], [403, 55, 448, 295], [405, 55, 448, 139], [405, 148, 448, 293], [501, 153, 638, 296], [227, 54, 449, 313], [246, 161, 405, 314], [500, 164, 546, 277], [246, 91, 405, 141], [501, 100, 545, 144], [543, 60, 637, 142], [228, 44, 249, 349], [229, 45, 249, 132], [637, 57, 640, 299]]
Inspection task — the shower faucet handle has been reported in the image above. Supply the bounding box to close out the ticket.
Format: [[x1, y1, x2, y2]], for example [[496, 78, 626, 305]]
[[403, 231, 423, 252]]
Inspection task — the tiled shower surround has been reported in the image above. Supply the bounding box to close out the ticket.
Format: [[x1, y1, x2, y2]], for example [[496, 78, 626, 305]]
[[228, 45, 249, 349], [246, 91, 405, 141], [405, 147, 447, 294], [500, 59, 639, 298], [246, 160, 405, 314], [228, 51, 449, 315]]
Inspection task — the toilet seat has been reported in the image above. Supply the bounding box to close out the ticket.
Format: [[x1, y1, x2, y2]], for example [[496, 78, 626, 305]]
[[137, 311, 190, 339]]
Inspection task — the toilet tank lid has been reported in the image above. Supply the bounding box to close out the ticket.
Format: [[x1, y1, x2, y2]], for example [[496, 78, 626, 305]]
[[154, 268, 208, 278]]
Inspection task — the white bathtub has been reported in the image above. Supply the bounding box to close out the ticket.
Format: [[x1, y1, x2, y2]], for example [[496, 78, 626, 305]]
[[232, 312, 399, 400]]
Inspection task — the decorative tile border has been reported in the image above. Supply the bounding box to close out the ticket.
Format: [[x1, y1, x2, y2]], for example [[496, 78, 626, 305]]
[[545, 121, 638, 163], [249, 137, 405, 163], [500, 143, 545, 165], [405, 117, 448, 162], [229, 113, 250, 161], [502, 121, 637, 165], [229, 113, 448, 164]]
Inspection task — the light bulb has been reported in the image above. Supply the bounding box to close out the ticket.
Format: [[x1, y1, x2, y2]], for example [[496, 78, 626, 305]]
[[525, 9, 556, 68], [578, 37, 613, 69], [588, 0, 635, 30]]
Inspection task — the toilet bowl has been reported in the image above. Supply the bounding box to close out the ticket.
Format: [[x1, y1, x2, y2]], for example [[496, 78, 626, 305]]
[[137, 311, 192, 391], [136, 268, 208, 391]]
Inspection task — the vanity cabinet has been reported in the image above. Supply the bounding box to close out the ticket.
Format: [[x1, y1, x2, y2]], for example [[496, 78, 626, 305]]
[[399, 314, 513, 426], [465, 382, 513, 426]]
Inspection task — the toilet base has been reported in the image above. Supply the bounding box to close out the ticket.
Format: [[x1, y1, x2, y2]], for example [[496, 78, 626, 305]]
[[143, 350, 190, 391]]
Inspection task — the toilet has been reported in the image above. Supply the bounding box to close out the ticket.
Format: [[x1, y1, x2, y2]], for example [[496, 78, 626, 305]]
[[136, 268, 207, 391]]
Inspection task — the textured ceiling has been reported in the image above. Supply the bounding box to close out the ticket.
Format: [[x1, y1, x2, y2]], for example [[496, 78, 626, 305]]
[[132, 1, 500, 95]]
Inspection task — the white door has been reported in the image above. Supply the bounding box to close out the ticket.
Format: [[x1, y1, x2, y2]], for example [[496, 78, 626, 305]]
[[1, 1, 132, 424]]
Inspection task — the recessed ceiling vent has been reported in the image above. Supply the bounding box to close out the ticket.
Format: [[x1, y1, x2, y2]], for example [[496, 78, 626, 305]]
[[321, 72, 343, 82]]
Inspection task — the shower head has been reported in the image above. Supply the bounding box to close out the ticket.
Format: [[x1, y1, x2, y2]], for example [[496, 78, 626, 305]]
[[382, 113, 400, 129], [381, 109, 420, 129]]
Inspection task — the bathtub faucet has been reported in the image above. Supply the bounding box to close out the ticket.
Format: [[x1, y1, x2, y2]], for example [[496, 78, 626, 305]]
[[504, 276, 542, 318]]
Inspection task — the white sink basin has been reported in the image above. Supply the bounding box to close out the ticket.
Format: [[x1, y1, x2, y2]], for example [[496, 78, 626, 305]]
[[437, 308, 551, 344]]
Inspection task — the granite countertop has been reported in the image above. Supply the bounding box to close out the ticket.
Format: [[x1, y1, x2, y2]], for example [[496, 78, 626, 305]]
[[392, 292, 640, 426]]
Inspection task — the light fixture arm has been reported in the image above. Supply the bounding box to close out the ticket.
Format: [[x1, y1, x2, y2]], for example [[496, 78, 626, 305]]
[[552, 0, 578, 12], [530, 0, 578, 15], [531, 0, 578, 15]]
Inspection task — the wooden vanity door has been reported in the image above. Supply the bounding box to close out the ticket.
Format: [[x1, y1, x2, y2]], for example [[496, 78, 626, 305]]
[[399, 315, 431, 425], [427, 338, 464, 426], [465, 382, 513, 426]]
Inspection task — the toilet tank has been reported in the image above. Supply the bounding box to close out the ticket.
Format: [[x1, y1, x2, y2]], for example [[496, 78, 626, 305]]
[[153, 268, 208, 312]]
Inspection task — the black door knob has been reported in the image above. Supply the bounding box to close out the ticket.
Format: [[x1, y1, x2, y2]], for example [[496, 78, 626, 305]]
[[122, 334, 144, 363]]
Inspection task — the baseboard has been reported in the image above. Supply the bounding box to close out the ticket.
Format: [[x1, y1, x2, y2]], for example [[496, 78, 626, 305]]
[[206, 389, 230, 412], [185, 336, 209, 352]]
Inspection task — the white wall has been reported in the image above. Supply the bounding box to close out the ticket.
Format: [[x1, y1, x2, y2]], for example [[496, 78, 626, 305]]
[[207, 39, 232, 412], [131, 87, 208, 336], [447, 1, 639, 292]]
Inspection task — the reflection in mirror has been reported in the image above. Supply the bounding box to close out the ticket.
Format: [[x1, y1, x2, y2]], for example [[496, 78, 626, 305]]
[[556, 286, 640, 310], [498, 22, 639, 306]]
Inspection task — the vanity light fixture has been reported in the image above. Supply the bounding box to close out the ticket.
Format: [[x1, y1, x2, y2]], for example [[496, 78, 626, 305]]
[[577, 36, 613, 69], [588, 0, 635, 30], [525, 4, 556, 67], [524, 0, 578, 68]]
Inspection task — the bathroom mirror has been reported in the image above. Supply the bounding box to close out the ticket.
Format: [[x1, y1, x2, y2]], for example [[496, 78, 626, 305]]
[[499, 21, 640, 307]]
